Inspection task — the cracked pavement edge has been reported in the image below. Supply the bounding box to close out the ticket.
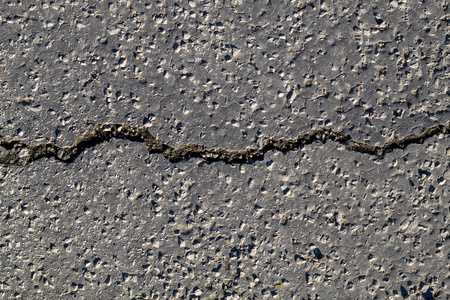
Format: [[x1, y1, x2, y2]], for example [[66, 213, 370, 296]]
[[0, 122, 449, 167]]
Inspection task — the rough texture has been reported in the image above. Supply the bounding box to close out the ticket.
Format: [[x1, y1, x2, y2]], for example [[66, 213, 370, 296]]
[[1, 122, 449, 167], [0, 0, 449, 299]]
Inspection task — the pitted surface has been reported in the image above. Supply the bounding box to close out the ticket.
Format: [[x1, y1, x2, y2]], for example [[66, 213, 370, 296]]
[[0, 0, 449, 299]]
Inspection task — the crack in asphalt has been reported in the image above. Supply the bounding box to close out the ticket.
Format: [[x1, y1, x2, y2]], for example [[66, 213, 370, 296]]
[[0, 122, 449, 167]]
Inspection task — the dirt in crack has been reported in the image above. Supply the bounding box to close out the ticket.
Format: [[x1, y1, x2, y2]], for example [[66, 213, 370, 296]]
[[0, 123, 449, 167]]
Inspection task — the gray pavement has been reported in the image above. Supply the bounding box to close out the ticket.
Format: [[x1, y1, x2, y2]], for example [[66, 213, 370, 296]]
[[0, 0, 449, 299]]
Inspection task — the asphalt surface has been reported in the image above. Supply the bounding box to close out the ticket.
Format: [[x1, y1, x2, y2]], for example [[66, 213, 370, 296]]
[[0, 1, 449, 299]]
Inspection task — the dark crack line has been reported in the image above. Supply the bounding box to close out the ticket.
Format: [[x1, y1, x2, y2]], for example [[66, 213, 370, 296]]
[[0, 123, 449, 167]]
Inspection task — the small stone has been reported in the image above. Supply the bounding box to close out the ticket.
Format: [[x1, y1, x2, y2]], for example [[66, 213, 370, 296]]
[[400, 285, 408, 297], [313, 248, 324, 259], [422, 290, 434, 300]]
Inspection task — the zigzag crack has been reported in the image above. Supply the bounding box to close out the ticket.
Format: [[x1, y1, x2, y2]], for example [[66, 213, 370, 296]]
[[0, 122, 449, 167]]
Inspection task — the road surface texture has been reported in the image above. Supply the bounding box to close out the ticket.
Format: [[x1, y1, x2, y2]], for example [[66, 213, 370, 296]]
[[0, 0, 449, 299]]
